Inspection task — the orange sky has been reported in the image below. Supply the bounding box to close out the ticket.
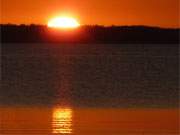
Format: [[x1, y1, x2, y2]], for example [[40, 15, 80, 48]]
[[0, 0, 179, 28]]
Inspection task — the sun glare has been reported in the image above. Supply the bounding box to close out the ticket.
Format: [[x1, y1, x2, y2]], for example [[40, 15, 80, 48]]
[[52, 108, 73, 134], [48, 16, 80, 29]]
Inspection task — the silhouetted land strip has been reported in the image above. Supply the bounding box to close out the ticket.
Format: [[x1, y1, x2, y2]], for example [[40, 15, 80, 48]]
[[1, 24, 179, 44]]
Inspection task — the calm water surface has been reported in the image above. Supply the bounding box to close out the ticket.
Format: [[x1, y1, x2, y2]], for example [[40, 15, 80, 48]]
[[0, 107, 179, 135], [2, 44, 179, 107], [1, 44, 179, 134]]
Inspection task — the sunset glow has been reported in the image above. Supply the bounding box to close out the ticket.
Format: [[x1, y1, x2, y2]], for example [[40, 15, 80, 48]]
[[48, 17, 80, 29], [1, 0, 179, 28]]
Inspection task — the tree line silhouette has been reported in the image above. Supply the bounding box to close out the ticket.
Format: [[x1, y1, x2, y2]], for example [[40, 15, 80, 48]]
[[1, 24, 179, 44]]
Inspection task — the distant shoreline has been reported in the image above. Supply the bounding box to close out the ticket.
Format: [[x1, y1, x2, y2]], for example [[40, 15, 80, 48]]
[[1, 24, 179, 44], [1, 24, 179, 29]]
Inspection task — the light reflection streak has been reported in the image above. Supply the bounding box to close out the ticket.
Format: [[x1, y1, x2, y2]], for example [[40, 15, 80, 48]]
[[52, 108, 73, 134]]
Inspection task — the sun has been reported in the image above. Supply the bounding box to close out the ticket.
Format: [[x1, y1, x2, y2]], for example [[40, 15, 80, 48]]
[[48, 16, 80, 29]]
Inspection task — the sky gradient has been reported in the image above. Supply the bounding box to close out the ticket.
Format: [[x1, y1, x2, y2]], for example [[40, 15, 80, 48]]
[[1, 0, 179, 28]]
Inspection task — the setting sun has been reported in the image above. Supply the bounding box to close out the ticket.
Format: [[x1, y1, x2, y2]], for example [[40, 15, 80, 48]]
[[48, 17, 80, 29]]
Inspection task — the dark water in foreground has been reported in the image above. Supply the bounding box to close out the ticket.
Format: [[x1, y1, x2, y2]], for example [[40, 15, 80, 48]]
[[1, 44, 179, 134], [1, 44, 179, 107]]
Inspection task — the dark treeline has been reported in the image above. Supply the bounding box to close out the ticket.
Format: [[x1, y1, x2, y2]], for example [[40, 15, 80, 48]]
[[1, 24, 179, 44]]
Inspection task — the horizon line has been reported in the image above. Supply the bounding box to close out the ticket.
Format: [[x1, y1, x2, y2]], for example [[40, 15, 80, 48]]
[[1, 23, 179, 29]]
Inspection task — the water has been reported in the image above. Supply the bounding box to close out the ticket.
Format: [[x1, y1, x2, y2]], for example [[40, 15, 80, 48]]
[[0, 107, 179, 135], [1, 44, 178, 107], [1, 44, 179, 134]]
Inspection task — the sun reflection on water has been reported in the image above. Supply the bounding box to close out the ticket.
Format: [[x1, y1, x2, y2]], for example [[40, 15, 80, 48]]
[[52, 108, 73, 134]]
